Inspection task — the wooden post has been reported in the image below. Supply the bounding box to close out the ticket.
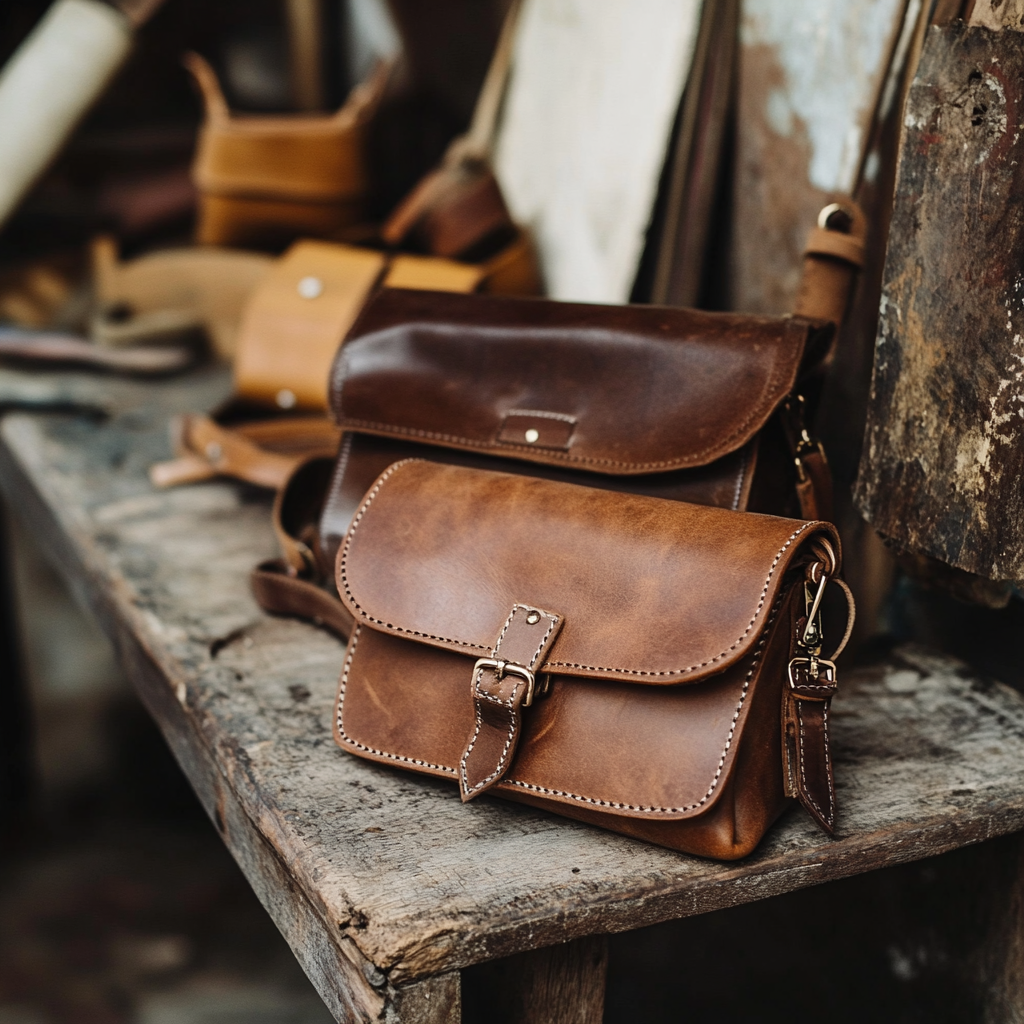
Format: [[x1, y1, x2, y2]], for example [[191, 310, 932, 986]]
[[855, 20, 1024, 583]]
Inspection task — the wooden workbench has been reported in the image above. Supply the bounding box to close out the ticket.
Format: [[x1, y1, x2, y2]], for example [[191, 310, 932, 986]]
[[3, 366, 1024, 1022]]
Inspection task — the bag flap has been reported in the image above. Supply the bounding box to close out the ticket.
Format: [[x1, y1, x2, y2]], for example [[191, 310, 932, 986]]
[[330, 288, 832, 475], [337, 460, 840, 684]]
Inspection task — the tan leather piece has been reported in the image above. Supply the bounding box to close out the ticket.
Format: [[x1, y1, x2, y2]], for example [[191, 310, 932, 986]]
[[383, 255, 485, 292], [337, 461, 841, 683], [333, 460, 850, 858], [149, 413, 340, 489], [91, 236, 272, 360], [333, 288, 831, 475], [793, 198, 867, 329], [185, 53, 389, 247], [234, 241, 387, 411], [459, 604, 563, 800]]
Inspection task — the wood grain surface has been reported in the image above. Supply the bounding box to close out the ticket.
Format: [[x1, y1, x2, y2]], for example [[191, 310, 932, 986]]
[[3, 368, 1024, 1020], [855, 22, 1024, 581]]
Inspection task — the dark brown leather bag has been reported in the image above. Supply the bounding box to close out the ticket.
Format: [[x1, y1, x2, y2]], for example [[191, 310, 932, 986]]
[[317, 287, 834, 560], [332, 459, 852, 859]]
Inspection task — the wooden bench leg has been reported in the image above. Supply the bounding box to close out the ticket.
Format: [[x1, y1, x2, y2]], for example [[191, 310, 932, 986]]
[[459, 935, 608, 1024], [390, 971, 462, 1024], [511, 935, 608, 1024], [978, 831, 1024, 1021]]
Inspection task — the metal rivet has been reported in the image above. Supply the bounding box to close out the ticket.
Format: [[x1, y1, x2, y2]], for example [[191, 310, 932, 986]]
[[524, 428, 540, 443], [204, 441, 222, 462], [297, 275, 323, 299], [276, 388, 297, 409], [526, 610, 541, 625]]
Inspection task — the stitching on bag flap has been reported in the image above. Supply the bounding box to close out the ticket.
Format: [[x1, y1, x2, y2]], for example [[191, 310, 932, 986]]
[[336, 601, 783, 815], [335, 339, 796, 471], [339, 460, 819, 677], [334, 626, 457, 775]]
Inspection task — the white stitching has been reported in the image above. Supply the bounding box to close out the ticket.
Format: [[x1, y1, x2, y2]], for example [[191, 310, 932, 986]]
[[795, 698, 834, 826], [337, 460, 488, 652], [504, 600, 782, 813], [338, 460, 818, 679], [334, 625, 456, 775], [730, 446, 748, 511], [337, 602, 783, 815], [334, 334, 792, 470], [543, 525, 814, 676], [502, 409, 577, 423]]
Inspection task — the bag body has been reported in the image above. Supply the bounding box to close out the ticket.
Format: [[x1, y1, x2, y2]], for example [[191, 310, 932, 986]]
[[317, 287, 835, 565], [333, 460, 847, 859]]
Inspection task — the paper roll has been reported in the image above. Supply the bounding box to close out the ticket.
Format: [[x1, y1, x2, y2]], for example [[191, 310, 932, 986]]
[[0, 0, 132, 229]]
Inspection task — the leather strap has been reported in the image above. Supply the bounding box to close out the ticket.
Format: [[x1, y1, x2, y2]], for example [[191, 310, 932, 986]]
[[782, 568, 855, 834], [793, 198, 867, 329], [459, 603, 563, 800], [784, 657, 838, 833], [251, 558, 353, 638], [149, 414, 340, 489]]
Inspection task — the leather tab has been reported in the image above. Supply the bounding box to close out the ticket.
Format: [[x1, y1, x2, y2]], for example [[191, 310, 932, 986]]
[[496, 410, 575, 450], [459, 604, 562, 801], [783, 659, 837, 834]]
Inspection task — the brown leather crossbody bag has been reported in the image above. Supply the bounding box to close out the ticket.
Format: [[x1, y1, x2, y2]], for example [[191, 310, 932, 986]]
[[332, 459, 853, 859]]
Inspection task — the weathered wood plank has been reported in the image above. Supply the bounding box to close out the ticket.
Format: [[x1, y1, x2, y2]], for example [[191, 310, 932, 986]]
[[4, 370, 1024, 999], [855, 22, 1024, 582]]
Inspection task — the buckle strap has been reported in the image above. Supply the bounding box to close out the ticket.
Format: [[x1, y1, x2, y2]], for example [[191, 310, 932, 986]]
[[782, 567, 855, 835], [459, 604, 562, 801]]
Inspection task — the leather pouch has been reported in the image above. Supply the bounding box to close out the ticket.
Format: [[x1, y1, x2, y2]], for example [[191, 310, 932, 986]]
[[333, 459, 851, 859], [316, 287, 835, 565], [185, 53, 389, 249]]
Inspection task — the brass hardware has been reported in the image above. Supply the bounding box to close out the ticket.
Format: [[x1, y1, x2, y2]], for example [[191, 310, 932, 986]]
[[524, 428, 540, 443], [526, 610, 541, 624], [788, 656, 836, 695], [473, 657, 537, 706]]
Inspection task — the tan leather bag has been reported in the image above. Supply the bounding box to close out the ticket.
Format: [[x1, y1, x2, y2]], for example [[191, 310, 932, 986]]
[[185, 53, 390, 249], [331, 459, 853, 858]]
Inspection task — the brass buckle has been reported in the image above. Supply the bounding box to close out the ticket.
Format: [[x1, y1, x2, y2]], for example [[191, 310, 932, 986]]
[[788, 656, 837, 697], [473, 657, 537, 706]]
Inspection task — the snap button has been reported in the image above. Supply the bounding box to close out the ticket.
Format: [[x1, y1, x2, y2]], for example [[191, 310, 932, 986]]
[[526, 610, 541, 625], [204, 441, 222, 462], [297, 276, 323, 299], [524, 428, 540, 443], [276, 388, 297, 409]]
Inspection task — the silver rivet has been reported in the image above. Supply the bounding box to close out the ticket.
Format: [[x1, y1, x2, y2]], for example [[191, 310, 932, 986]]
[[297, 276, 323, 299], [524, 428, 540, 443], [205, 441, 222, 462], [526, 610, 541, 625], [276, 388, 297, 409]]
